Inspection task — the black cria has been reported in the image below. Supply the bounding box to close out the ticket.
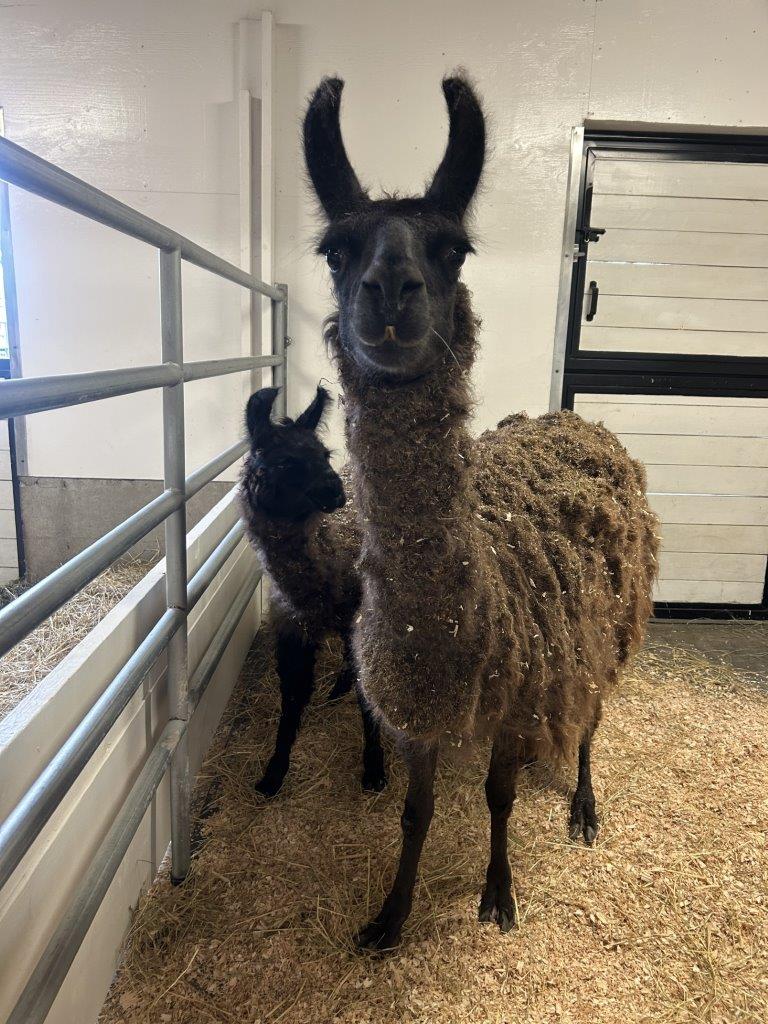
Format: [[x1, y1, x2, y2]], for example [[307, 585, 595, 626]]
[[241, 385, 387, 797], [255, 631, 317, 798]]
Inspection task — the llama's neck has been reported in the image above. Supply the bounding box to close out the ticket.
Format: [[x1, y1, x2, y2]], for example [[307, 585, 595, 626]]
[[246, 511, 329, 610], [336, 285, 492, 736]]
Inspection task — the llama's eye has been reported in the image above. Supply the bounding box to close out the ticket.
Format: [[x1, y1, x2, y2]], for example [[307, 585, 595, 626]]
[[325, 248, 345, 273], [445, 247, 467, 267]]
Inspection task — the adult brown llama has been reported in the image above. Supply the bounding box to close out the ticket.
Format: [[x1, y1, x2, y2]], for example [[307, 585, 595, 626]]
[[304, 74, 659, 948]]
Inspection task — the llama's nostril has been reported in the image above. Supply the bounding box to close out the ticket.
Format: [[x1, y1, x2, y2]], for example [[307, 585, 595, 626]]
[[401, 279, 424, 296]]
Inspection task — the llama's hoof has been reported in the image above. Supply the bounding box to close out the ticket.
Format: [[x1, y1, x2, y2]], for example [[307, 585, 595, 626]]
[[569, 789, 598, 845], [478, 879, 516, 933], [254, 770, 285, 799], [356, 911, 403, 951], [361, 762, 388, 792]]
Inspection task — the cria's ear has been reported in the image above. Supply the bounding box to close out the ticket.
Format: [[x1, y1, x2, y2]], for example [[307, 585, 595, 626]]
[[303, 77, 369, 220], [425, 75, 486, 220], [294, 385, 331, 433], [245, 387, 279, 444]]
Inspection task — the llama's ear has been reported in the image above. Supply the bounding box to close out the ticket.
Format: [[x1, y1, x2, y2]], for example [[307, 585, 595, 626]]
[[425, 75, 486, 220], [294, 385, 331, 433], [303, 77, 369, 220], [245, 387, 279, 444]]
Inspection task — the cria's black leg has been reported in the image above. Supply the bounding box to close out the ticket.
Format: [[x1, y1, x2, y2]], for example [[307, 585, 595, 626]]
[[255, 631, 317, 798], [479, 731, 521, 932], [569, 735, 598, 845], [356, 684, 387, 792], [357, 739, 437, 950], [327, 631, 356, 702]]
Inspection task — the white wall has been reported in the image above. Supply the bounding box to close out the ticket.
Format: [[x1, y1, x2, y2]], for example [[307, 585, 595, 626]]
[[2, 0, 767, 469]]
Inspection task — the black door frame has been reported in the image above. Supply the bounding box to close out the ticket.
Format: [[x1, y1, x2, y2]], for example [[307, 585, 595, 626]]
[[563, 131, 768, 619]]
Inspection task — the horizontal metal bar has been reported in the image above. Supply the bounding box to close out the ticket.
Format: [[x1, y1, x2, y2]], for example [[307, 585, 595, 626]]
[[7, 720, 185, 1024], [0, 608, 182, 892], [0, 488, 181, 659], [183, 354, 282, 383], [189, 568, 262, 713], [187, 519, 246, 612], [185, 440, 248, 499], [0, 137, 283, 301], [0, 363, 181, 420], [180, 240, 284, 300]]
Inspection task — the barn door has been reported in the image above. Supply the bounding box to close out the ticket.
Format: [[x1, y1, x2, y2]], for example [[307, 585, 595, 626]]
[[560, 133, 768, 617]]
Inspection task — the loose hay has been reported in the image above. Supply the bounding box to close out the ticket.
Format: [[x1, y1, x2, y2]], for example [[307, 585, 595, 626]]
[[0, 560, 152, 721], [100, 629, 768, 1024]]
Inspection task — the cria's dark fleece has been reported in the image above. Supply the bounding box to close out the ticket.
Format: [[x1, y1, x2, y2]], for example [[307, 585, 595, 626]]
[[332, 284, 659, 763], [239, 467, 361, 644]]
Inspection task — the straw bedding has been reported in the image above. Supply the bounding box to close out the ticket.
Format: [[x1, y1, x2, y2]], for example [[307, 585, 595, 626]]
[[100, 627, 768, 1024], [0, 560, 151, 722]]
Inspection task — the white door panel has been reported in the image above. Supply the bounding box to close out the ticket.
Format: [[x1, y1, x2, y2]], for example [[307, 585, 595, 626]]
[[570, 149, 768, 606], [593, 159, 768, 201], [592, 229, 768, 268], [586, 261, 768, 301], [591, 193, 768, 234], [585, 295, 768, 334], [580, 326, 768, 357]]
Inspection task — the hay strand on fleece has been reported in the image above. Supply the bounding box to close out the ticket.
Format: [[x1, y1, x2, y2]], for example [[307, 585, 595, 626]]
[[100, 628, 768, 1024]]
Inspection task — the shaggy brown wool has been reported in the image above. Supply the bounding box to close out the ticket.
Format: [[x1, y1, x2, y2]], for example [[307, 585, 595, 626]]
[[239, 468, 361, 642], [333, 284, 659, 762]]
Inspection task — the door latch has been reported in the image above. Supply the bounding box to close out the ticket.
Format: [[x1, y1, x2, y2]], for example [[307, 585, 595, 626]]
[[577, 226, 606, 244]]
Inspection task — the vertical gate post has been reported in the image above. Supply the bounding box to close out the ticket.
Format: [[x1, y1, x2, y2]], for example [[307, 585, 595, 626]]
[[272, 283, 288, 418], [159, 247, 190, 883]]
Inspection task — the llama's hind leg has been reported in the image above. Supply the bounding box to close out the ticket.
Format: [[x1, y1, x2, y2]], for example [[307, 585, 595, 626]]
[[355, 684, 387, 792], [357, 738, 438, 950], [569, 734, 598, 845], [479, 730, 521, 932], [255, 630, 317, 798]]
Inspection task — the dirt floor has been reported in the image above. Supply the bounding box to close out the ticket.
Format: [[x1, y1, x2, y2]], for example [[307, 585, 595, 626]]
[[100, 627, 768, 1024]]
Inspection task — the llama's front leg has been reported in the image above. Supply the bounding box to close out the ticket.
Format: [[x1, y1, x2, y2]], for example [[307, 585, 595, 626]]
[[255, 630, 317, 798], [569, 735, 598, 845], [355, 684, 387, 792], [479, 730, 521, 932], [357, 738, 437, 950]]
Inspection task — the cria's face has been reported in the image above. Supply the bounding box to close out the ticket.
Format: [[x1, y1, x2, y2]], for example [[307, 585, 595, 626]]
[[249, 433, 344, 521], [244, 386, 345, 522], [317, 204, 473, 381], [304, 75, 485, 384]]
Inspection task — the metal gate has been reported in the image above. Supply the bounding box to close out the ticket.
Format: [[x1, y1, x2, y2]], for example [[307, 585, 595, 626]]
[[552, 130, 768, 619], [0, 136, 288, 1023]]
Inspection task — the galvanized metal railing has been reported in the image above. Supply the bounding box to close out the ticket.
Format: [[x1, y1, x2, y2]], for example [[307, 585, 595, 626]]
[[0, 135, 287, 1024]]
